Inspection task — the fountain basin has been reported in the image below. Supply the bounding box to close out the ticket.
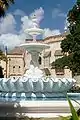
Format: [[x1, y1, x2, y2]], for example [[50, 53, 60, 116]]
[[0, 77, 76, 94], [25, 28, 44, 36], [20, 42, 50, 53]]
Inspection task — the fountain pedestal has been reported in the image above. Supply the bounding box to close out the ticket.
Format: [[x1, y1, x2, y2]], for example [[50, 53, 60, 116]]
[[30, 51, 39, 67], [20, 42, 50, 68]]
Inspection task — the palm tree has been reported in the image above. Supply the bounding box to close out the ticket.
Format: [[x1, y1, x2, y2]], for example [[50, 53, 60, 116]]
[[0, 0, 14, 17]]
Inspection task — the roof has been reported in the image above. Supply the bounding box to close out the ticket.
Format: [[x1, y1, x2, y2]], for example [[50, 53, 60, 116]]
[[54, 50, 63, 56], [8, 47, 25, 55], [44, 34, 65, 40], [43, 32, 69, 44], [25, 39, 43, 43], [44, 32, 69, 40]]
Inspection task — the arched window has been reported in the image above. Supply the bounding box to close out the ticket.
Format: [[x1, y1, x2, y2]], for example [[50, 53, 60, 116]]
[[38, 56, 42, 65], [0, 66, 4, 78]]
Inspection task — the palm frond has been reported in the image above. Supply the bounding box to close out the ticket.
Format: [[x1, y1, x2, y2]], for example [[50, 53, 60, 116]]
[[0, 0, 14, 17]]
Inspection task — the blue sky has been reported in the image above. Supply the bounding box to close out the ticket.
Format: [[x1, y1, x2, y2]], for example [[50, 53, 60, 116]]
[[7, 0, 76, 32], [0, 0, 76, 49]]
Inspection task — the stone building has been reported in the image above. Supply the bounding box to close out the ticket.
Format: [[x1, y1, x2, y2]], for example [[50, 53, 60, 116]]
[[42, 33, 72, 78], [0, 33, 72, 78]]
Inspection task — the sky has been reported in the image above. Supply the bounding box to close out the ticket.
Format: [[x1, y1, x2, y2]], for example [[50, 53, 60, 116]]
[[0, 0, 76, 50]]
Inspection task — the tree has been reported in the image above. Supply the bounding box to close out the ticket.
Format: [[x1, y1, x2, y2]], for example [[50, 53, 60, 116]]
[[0, 49, 7, 78], [0, 49, 7, 61], [0, 66, 4, 78], [0, 0, 14, 17], [53, 0, 80, 76]]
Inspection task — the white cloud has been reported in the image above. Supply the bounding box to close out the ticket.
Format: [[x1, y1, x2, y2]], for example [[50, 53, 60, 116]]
[[13, 9, 26, 16], [0, 13, 31, 50], [0, 13, 17, 34], [0, 10, 33, 50], [64, 18, 70, 31], [43, 28, 61, 38], [0, 34, 25, 50], [21, 16, 33, 32], [52, 8, 66, 18], [0, 7, 61, 50]]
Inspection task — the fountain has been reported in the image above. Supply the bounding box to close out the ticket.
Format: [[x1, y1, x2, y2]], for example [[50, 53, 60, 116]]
[[0, 10, 76, 99], [19, 13, 76, 96], [0, 9, 79, 118]]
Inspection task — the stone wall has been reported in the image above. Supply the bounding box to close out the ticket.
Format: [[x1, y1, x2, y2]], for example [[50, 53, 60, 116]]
[[7, 54, 24, 77]]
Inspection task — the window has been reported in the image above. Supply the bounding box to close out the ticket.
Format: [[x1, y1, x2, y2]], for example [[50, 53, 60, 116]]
[[13, 66, 15, 68], [9, 58, 11, 61], [19, 66, 20, 68], [55, 68, 64, 75], [18, 66, 21, 73], [38, 56, 42, 65], [54, 50, 63, 60], [13, 66, 15, 73]]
